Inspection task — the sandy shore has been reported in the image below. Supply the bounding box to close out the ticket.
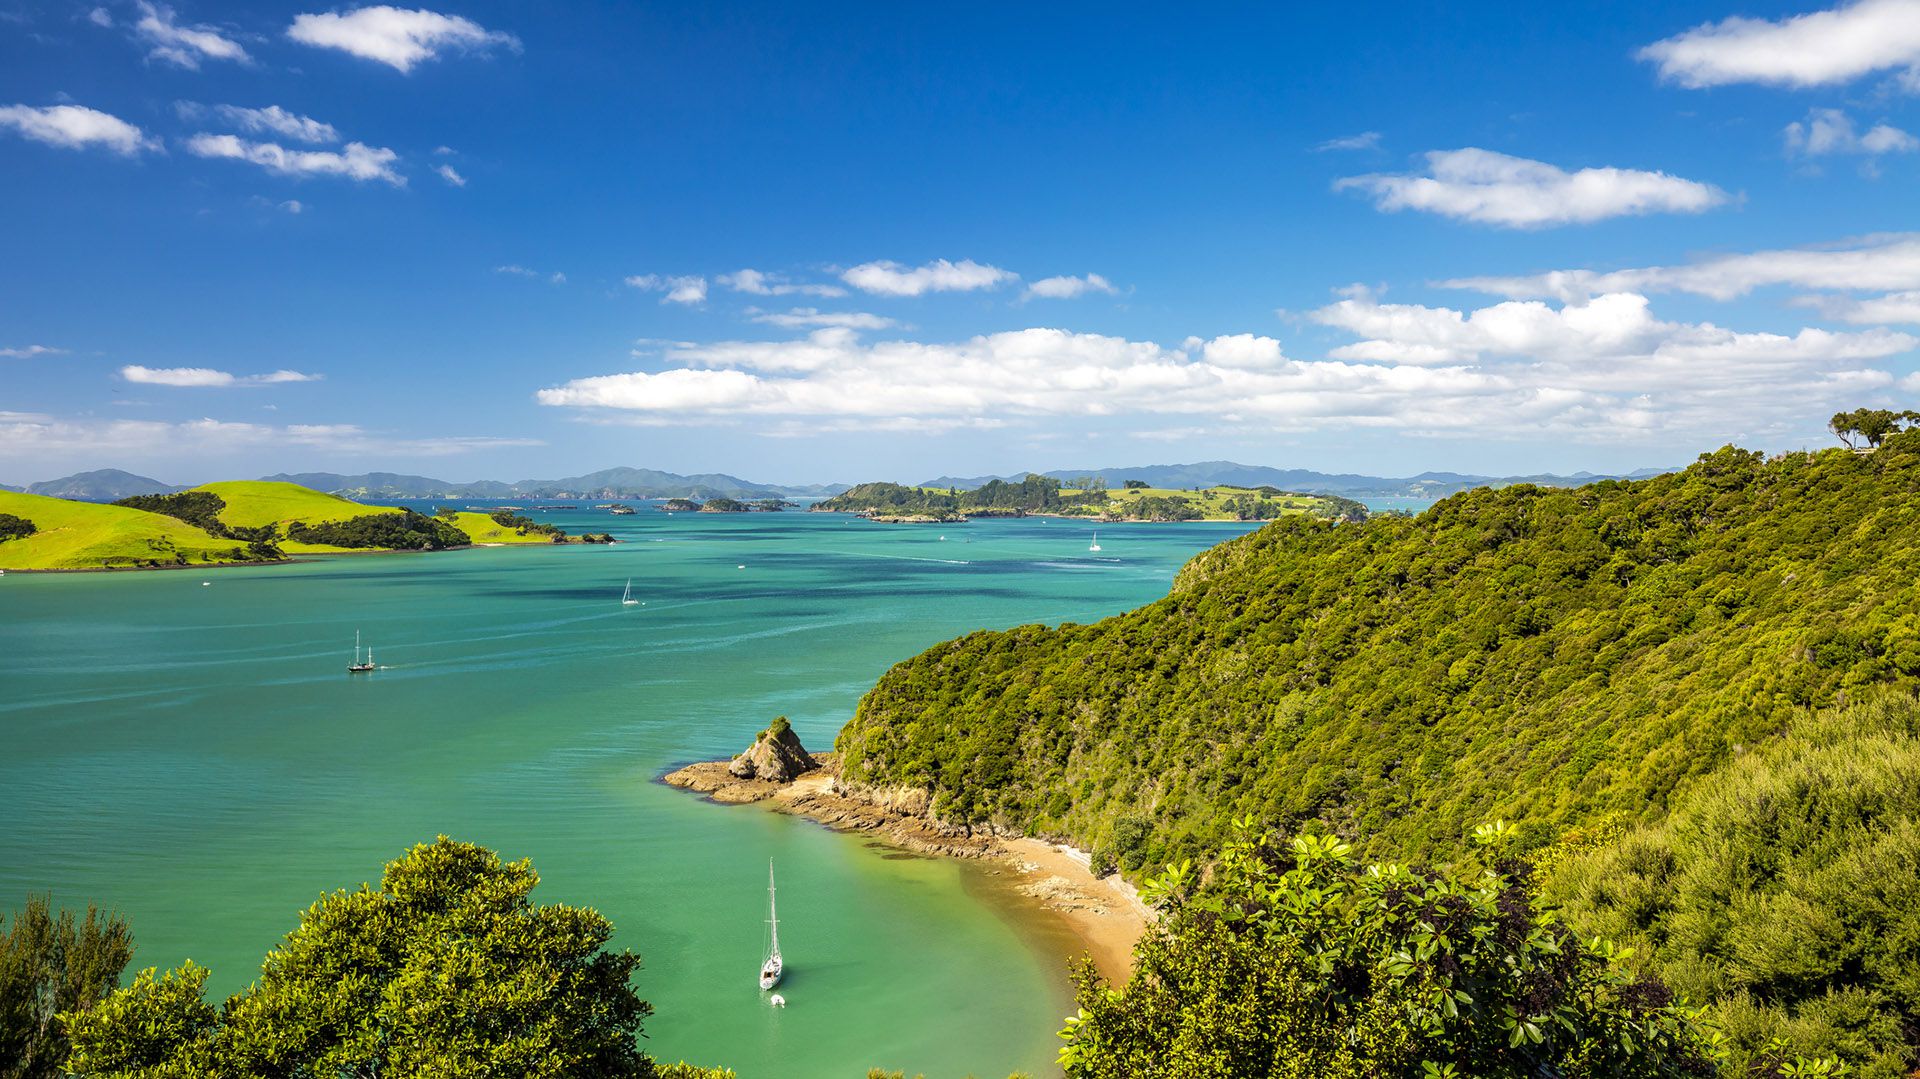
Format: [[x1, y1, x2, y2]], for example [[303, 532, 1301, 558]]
[[662, 755, 1149, 984]]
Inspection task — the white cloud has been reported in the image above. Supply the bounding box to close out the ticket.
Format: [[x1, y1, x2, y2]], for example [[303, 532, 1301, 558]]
[[1024, 273, 1118, 300], [134, 2, 250, 69], [1315, 131, 1382, 152], [534, 295, 1913, 443], [0, 104, 158, 155], [287, 6, 520, 73], [88, 7, 113, 27], [1640, 0, 1920, 89], [718, 269, 846, 298], [495, 264, 564, 283], [1336, 148, 1728, 228], [750, 308, 899, 330], [435, 163, 465, 186], [0, 415, 541, 464], [280, 199, 303, 213], [625, 274, 708, 305], [207, 104, 339, 144], [1446, 233, 1920, 302], [0, 345, 68, 358], [184, 133, 403, 185], [841, 258, 1017, 296], [1793, 290, 1920, 323], [121, 365, 322, 387], [1784, 107, 1919, 156]]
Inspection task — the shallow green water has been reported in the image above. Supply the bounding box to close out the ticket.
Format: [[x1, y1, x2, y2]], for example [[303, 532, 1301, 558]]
[[0, 508, 1256, 1078]]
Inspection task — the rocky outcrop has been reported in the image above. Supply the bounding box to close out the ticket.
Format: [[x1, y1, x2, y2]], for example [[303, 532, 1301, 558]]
[[726, 716, 817, 782]]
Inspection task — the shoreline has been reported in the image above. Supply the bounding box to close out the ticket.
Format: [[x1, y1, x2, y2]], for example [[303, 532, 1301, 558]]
[[1, 537, 614, 575], [661, 754, 1148, 985]]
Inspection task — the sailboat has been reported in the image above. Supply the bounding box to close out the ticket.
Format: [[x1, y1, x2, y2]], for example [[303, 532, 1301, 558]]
[[759, 860, 783, 990], [621, 578, 641, 607], [1089, 530, 1102, 552], [347, 630, 376, 673]]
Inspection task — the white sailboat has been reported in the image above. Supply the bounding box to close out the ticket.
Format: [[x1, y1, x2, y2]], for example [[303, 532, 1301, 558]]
[[759, 860, 783, 990], [1089, 530, 1102, 552], [621, 578, 640, 606], [347, 630, 376, 673]]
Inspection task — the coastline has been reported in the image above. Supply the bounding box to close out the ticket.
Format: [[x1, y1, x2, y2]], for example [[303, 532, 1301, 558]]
[[0, 538, 611, 574], [662, 754, 1149, 984]]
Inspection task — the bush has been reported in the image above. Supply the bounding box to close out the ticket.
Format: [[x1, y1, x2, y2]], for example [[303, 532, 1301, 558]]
[[0, 512, 36, 542], [65, 838, 660, 1077], [1548, 691, 1920, 1078], [0, 896, 132, 1078], [1059, 823, 1724, 1079]]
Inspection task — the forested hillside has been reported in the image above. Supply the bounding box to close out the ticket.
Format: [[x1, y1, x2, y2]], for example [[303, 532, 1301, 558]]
[[837, 438, 1920, 872]]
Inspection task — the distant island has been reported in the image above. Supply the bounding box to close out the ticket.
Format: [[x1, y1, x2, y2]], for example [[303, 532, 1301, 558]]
[[921, 460, 1677, 502], [0, 480, 612, 571], [813, 474, 1367, 523]]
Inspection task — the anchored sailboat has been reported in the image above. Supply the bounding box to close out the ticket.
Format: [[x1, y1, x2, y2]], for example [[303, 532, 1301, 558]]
[[347, 630, 376, 673], [622, 578, 640, 606], [1089, 530, 1102, 552], [759, 860, 783, 990]]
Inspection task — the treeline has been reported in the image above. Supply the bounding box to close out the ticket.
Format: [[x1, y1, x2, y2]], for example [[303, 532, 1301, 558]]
[[838, 437, 1920, 871], [109, 492, 284, 562], [287, 510, 470, 550]]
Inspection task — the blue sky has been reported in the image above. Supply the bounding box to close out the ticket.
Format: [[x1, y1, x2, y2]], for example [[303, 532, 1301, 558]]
[[3, 0, 1919, 485]]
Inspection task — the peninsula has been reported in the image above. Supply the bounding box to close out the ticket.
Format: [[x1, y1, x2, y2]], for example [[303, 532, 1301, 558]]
[[0, 480, 611, 571]]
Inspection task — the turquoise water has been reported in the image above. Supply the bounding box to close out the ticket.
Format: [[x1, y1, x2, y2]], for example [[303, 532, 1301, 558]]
[[0, 509, 1257, 1078]]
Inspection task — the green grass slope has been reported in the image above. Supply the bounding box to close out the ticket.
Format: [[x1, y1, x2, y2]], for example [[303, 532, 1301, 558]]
[[190, 480, 404, 554], [0, 490, 251, 569], [444, 511, 564, 545], [836, 439, 1920, 872]]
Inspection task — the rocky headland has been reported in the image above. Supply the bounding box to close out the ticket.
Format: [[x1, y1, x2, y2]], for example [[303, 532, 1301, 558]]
[[662, 718, 1150, 980]]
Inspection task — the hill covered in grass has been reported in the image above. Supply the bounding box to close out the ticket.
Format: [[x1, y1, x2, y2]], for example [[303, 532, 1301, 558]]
[[835, 437, 1920, 874], [0, 482, 605, 570], [0, 491, 261, 569]]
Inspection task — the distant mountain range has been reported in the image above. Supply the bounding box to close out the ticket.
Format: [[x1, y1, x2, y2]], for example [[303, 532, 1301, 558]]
[[11, 459, 1678, 505], [259, 468, 850, 501], [22, 469, 184, 500], [921, 461, 1677, 500]]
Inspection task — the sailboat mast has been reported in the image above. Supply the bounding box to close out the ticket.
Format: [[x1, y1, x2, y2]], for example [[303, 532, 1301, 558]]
[[768, 860, 779, 956]]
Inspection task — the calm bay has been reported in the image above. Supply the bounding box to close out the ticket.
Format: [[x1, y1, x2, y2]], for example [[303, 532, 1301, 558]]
[[0, 508, 1260, 1077]]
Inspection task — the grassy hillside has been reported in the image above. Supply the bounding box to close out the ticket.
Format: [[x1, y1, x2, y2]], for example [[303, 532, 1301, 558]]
[[443, 511, 569, 544], [0, 491, 253, 569], [836, 439, 1920, 873], [192, 480, 396, 528]]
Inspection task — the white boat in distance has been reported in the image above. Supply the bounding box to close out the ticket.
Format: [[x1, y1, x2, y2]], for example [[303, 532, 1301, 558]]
[[1089, 530, 1102, 552], [622, 578, 640, 606], [759, 860, 783, 990]]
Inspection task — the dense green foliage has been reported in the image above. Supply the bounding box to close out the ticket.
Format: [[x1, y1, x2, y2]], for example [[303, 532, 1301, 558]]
[[1548, 691, 1920, 1078], [285, 509, 470, 550], [111, 493, 229, 537], [489, 510, 567, 538], [838, 439, 1920, 872], [700, 497, 748, 512], [64, 838, 667, 1078], [0, 897, 132, 1079], [816, 475, 1076, 517], [1060, 823, 1725, 1078], [0, 513, 37, 542]]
